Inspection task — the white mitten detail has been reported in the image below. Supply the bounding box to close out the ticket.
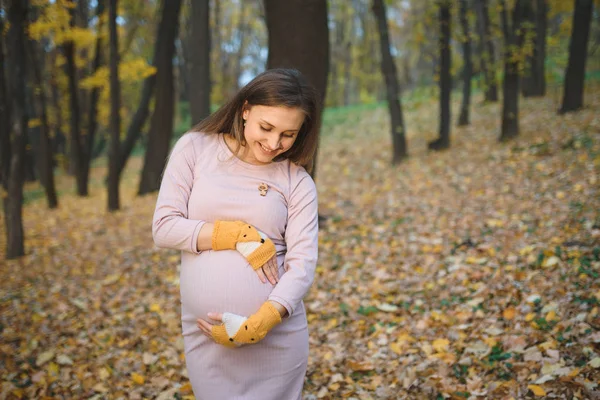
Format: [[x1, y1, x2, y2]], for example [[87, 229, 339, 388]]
[[221, 312, 248, 337], [236, 231, 269, 257]]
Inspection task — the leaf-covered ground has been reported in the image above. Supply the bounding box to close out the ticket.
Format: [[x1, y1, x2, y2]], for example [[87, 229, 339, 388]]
[[1, 86, 599, 399]]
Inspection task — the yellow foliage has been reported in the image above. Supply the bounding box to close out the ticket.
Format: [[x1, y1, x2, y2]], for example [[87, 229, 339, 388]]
[[28, 119, 42, 129], [28, 1, 72, 43]]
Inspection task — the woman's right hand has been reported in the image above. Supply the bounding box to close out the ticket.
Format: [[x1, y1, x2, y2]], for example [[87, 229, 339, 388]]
[[255, 256, 279, 285]]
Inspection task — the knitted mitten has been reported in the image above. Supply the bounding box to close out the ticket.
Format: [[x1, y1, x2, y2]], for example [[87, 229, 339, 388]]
[[212, 220, 276, 270], [212, 302, 282, 347]]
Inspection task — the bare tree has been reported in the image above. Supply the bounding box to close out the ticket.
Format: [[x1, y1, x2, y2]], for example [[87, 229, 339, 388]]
[[139, 0, 183, 194], [63, 5, 86, 195], [4, 0, 29, 258], [108, 0, 121, 210], [429, 0, 451, 151], [522, 0, 547, 97], [475, 0, 498, 102], [185, 0, 210, 125], [28, 37, 58, 208], [458, 0, 473, 126], [559, 0, 594, 114], [499, 0, 526, 141], [264, 0, 329, 177], [372, 0, 407, 163]]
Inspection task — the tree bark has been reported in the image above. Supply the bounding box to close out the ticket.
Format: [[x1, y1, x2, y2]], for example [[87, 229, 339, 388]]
[[458, 0, 473, 126], [559, 0, 593, 114], [28, 37, 58, 208], [63, 7, 87, 195], [522, 0, 547, 97], [138, 0, 183, 195], [5, 0, 29, 259], [476, 0, 498, 102], [500, 0, 525, 141], [0, 14, 11, 191], [264, 0, 329, 178], [83, 0, 105, 188], [372, 0, 407, 164], [429, 0, 451, 150], [186, 0, 210, 125], [108, 0, 120, 210]]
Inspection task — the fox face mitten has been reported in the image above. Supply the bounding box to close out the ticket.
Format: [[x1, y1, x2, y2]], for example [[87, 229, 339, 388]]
[[212, 220, 276, 270], [212, 302, 282, 348]]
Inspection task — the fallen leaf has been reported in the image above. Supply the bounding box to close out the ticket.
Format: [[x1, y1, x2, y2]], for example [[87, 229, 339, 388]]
[[36, 350, 55, 367], [347, 360, 374, 372], [503, 307, 516, 320], [131, 372, 145, 385], [527, 385, 547, 396]]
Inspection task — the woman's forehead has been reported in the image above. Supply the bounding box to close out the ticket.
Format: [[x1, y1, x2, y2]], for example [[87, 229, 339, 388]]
[[249, 105, 304, 128]]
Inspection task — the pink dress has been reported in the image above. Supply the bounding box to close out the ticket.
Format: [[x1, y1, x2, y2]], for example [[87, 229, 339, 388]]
[[152, 132, 318, 399]]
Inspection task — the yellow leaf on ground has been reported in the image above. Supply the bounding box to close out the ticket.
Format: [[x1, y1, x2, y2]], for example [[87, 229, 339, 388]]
[[390, 342, 403, 355], [528, 385, 546, 396], [503, 307, 517, 320], [525, 313, 536, 322], [347, 360, 374, 372], [150, 304, 161, 313], [179, 382, 193, 394], [131, 372, 145, 385], [432, 338, 449, 352], [546, 310, 558, 322]]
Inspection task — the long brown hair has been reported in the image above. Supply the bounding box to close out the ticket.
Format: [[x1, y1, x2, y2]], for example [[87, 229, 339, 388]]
[[191, 69, 321, 172]]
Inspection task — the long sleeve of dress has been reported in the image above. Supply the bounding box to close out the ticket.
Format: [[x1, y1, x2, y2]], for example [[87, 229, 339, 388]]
[[268, 170, 319, 316], [152, 134, 206, 254]]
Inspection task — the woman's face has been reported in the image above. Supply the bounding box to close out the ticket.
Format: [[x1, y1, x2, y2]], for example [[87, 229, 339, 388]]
[[241, 105, 305, 165]]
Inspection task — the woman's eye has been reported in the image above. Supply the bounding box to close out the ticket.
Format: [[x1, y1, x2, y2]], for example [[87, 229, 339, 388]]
[[260, 126, 271, 132], [283, 134, 295, 138]]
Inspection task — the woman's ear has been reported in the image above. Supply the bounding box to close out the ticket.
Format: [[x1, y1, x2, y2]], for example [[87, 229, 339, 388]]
[[242, 101, 250, 120]]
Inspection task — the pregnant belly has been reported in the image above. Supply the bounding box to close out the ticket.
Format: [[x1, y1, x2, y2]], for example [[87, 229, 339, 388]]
[[179, 250, 284, 320]]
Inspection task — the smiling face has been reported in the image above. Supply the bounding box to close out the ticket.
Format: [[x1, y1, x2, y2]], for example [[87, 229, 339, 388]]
[[239, 105, 305, 165]]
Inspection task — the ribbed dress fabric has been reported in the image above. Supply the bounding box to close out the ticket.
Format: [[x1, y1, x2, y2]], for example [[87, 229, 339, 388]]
[[152, 132, 319, 400]]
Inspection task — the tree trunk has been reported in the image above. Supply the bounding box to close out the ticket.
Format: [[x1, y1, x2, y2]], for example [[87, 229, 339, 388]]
[[187, 0, 210, 125], [559, 0, 593, 114], [83, 0, 105, 189], [117, 74, 155, 174], [522, 0, 547, 97], [5, 0, 29, 259], [500, 0, 525, 141], [429, 0, 451, 150], [63, 7, 87, 195], [0, 14, 10, 189], [264, 0, 329, 178], [108, 0, 120, 210], [458, 0, 473, 126], [476, 0, 498, 102], [49, 70, 67, 167], [28, 37, 58, 208], [533, 0, 547, 96], [372, 0, 407, 164], [138, 0, 183, 195]]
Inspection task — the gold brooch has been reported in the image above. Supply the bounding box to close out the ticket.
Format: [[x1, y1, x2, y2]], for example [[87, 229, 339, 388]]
[[258, 183, 268, 196]]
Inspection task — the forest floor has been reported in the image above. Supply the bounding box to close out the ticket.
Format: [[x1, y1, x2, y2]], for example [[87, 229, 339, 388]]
[[1, 85, 599, 399]]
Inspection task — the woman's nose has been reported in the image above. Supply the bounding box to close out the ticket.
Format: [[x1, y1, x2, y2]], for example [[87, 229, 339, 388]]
[[268, 135, 281, 150]]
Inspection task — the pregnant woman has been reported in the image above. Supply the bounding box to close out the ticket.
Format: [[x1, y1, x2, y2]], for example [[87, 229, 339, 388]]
[[152, 69, 320, 399]]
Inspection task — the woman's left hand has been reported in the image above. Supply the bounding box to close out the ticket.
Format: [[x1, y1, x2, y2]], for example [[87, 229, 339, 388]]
[[197, 302, 287, 345], [197, 312, 223, 340]]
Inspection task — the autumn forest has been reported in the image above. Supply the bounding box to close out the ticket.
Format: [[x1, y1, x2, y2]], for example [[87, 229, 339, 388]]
[[1, 0, 599, 398]]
